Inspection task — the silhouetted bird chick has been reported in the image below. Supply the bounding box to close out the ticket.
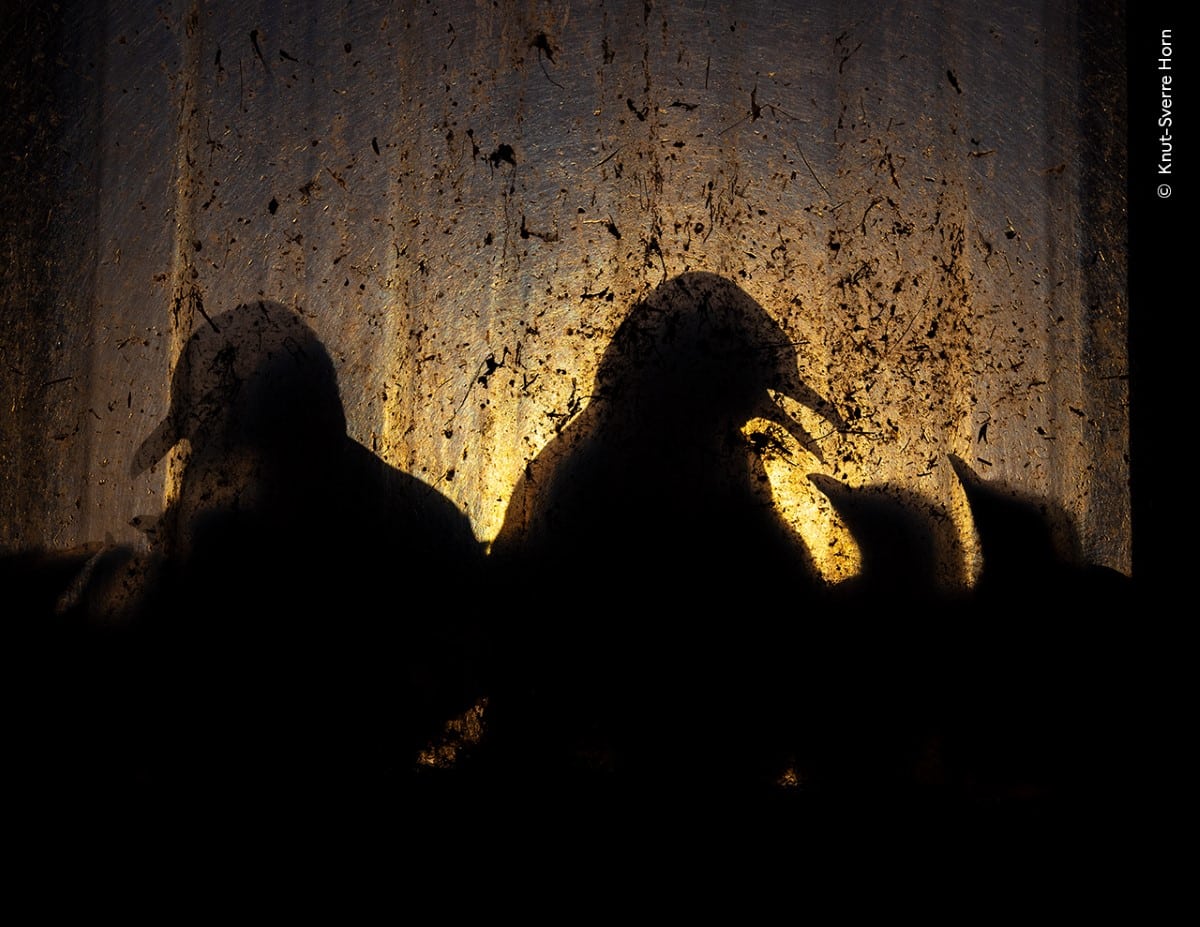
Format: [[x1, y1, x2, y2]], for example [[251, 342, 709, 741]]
[[808, 475, 964, 607], [946, 454, 1131, 800], [949, 454, 1129, 612], [803, 475, 966, 797], [487, 273, 844, 792]]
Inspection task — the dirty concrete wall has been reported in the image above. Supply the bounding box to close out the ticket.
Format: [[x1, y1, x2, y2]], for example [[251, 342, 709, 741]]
[[1, 0, 1129, 579]]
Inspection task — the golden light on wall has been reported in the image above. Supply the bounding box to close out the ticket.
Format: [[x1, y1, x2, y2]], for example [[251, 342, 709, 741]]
[[745, 413, 862, 586], [2, 0, 1132, 804], [2, 0, 1127, 578]]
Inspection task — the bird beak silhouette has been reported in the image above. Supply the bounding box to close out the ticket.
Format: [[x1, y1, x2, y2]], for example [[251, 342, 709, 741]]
[[753, 377, 846, 465], [131, 413, 178, 477], [807, 472, 848, 503], [947, 453, 979, 490]]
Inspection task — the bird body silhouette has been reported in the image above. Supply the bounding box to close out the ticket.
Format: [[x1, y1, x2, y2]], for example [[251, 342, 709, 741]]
[[122, 301, 485, 798], [487, 273, 843, 790]]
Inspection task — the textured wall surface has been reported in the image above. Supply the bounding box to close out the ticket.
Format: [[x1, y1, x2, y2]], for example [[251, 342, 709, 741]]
[[2, 0, 1129, 580]]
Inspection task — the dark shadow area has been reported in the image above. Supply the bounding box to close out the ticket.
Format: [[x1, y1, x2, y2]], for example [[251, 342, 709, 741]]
[[20, 301, 486, 810], [10, 287, 1135, 821], [467, 277, 1132, 808], [805, 461, 1132, 805]]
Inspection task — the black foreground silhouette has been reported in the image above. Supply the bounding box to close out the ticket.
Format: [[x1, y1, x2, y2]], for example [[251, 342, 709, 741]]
[[23, 301, 485, 809], [483, 272, 847, 791], [10, 283, 1135, 816]]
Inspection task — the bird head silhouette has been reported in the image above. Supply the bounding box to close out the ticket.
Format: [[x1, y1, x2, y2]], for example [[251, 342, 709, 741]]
[[594, 272, 843, 460], [808, 473, 966, 596], [948, 453, 1075, 581], [130, 301, 347, 556], [132, 301, 345, 478]]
